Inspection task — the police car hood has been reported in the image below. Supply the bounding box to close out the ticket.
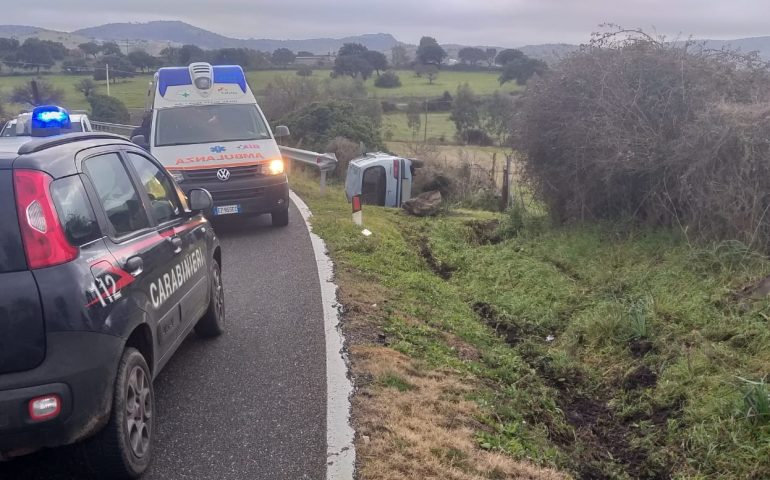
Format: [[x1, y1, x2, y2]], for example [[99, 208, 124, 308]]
[[153, 139, 281, 171]]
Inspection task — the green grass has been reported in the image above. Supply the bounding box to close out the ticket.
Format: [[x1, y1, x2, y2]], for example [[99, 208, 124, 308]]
[[0, 69, 519, 115], [291, 173, 770, 479], [383, 112, 456, 143]]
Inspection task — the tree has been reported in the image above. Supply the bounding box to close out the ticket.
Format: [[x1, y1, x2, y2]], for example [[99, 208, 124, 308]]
[[485, 48, 497, 67], [41, 41, 67, 60], [78, 42, 100, 59], [212, 48, 250, 67], [374, 71, 401, 88], [178, 44, 206, 64], [415, 64, 439, 84], [364, 50, 388, 76], [88, 94, 129, 123], [159, 46, 181, 65], [93, 55, 135, 82], [10, 79, 65, 106], [0, 38, 19, 56], [280, 101, 384, 153], [16, 38, 54, 73], [127, 50, 156, 72], [495, 48, 525, 66], [333, 44, 376, 80], [75, 78, 98, 98], [450, 83, 480, 143], [100, 42, 123, 56], [416, 36, 447, 66], [391, 45, 409, 68], [338, 43, 368, 57], [458, 47, 487, 66], [406, 102, 422, 140], [272, 48, 296, 66], [499, 57, 547, 85], [480, 91, 515, 145]]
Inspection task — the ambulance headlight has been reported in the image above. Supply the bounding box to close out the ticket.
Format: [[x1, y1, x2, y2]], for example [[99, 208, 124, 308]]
[[268, 159, 284, 175]]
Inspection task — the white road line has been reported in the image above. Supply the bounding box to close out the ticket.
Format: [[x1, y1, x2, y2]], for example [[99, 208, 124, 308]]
[[290, 191, 356, 480]]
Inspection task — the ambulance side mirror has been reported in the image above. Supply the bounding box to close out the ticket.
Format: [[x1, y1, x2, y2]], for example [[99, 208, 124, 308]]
[[188, 188, 213, 213], [131, 135, 149, 149], [274, 125, 290, 138]]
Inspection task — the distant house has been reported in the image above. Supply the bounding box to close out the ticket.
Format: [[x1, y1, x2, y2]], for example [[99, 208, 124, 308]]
[[295, 54, 336, 68]]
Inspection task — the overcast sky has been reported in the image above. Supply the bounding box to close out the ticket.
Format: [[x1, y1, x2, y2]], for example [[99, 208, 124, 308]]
[[7, 1, 770, 47]]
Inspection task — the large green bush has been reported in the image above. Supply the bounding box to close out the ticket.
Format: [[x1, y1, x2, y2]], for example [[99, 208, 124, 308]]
[[88, 94, 130, 124], [280, 101, 384, 153]]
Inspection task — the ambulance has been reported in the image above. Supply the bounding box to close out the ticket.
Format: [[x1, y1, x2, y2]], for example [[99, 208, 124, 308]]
[[132, 62, 291, 226]]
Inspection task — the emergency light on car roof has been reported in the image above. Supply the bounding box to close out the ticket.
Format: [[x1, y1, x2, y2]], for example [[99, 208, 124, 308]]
[[30, 105, 71, 137]]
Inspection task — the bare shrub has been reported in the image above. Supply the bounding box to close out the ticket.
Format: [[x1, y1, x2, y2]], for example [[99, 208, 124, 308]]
[[516, 27, 770, 249], [325, 136, 364, 178], [261, 76, 320, 123]]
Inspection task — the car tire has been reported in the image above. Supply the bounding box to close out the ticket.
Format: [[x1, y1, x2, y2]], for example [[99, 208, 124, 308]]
[[271, 208, 289, 227], [84, 348, 154, 479], [194, 259, 225, 338]]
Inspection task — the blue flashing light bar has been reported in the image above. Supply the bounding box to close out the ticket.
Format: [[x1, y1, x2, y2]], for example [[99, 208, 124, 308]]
[[213, 66, 247, 93], [31, 106, 71, 137], [158, 68, 193, 97]]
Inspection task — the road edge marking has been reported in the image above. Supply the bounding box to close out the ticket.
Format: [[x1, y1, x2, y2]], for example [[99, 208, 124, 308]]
[[290, 191, 356, 480]]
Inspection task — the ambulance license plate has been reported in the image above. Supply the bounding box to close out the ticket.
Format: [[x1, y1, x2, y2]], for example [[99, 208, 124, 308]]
[[214, 205, 240, 216]]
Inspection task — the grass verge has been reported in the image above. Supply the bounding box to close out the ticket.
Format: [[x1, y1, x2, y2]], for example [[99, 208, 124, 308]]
[[291, 173, 770, 479]]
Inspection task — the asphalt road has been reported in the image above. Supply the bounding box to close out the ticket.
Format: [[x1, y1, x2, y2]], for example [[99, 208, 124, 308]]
[[0, 202, 328, 480]]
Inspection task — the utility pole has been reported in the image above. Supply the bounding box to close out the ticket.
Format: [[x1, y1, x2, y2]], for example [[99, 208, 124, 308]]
[[105, 64, 110, 96], [500, 153, 512, 212], [423, 99, 428, 143]]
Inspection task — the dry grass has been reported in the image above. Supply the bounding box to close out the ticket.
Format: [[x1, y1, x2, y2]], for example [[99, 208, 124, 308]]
[[350, 346, 568, 480]]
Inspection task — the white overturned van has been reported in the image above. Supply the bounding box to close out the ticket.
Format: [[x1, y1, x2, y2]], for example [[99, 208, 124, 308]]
[[132, 62, 291, 226]]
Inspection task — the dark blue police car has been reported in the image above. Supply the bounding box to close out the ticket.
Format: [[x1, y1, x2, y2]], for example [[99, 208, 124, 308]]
[[0, 106, 225, 478]]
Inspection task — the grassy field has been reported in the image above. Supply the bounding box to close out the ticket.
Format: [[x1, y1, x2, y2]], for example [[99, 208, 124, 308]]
[[0, 69, 519, 114], [383, 112, 456, 143], [291, 173, 770, 479]]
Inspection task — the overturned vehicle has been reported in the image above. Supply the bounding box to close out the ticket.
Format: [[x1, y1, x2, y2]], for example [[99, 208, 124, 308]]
[[344, 152, 423, 207]]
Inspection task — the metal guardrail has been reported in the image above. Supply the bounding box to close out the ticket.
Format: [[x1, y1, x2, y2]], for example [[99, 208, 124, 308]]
[[91, 121, 135, 138], [91, 122, 337, 193], [278, 146, 338, 194]]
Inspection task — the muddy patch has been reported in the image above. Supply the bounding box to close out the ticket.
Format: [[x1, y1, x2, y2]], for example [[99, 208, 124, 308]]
[[623, 365, 658, 390], [472, 302, 523, 345], [466, 219, 502, 245], [419, 238, 456, 280]]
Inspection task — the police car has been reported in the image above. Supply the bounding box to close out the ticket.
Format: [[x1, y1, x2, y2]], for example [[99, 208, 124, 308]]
[[0, 106, 224, 478], [1, 111, 94, 137]]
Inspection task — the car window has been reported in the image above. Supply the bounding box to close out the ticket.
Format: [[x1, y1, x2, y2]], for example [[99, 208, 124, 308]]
[[127, 152, 181, 224], [84, 153, 150, 238], [50, 175, 101, 245]]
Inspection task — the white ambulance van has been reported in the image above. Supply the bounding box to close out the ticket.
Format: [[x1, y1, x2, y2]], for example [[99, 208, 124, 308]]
[[132, 62, 291, 226]]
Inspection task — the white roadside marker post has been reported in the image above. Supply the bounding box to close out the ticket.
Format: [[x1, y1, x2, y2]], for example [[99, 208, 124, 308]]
[[352, 195, 363, 226]]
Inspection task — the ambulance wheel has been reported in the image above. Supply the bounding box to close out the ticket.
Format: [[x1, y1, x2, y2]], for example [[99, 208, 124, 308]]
[[271, 208, 289, 227], [195, 259, 224, 338]]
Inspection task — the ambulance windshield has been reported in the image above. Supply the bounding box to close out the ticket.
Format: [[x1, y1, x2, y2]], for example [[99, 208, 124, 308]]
[[154, 104, 271, 147]]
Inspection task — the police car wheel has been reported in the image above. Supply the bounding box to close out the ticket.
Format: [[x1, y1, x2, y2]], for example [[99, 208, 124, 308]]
[[85, 348, 154, 479], [195, 259, 225, 337], [271, 208, 289, 227]]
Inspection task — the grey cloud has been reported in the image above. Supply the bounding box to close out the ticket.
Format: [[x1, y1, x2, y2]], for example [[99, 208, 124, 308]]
[[8, 1, 770, 46]]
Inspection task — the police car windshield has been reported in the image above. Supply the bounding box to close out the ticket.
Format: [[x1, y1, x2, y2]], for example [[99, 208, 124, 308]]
[[0, 120, 83, 137], [154, 104, 271, 147]]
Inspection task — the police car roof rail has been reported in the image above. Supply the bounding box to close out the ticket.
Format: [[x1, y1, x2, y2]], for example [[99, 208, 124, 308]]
[[17, 132, 130, 155]]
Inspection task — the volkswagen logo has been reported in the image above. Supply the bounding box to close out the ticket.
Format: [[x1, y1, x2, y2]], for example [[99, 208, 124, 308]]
[[216, 168, 231, 181]]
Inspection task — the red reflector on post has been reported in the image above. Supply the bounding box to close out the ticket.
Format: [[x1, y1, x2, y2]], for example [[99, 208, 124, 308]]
[[28, 395, 61, 422], [352, 195, 362, 213]]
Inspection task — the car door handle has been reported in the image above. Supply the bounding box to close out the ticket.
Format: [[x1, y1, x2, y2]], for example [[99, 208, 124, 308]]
[[169, 236, 183, 254], [124, 256, 144, 277]]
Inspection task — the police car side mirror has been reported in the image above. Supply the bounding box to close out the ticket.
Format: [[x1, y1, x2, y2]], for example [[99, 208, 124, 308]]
[[131, 135, 149, 149], [188, 188, 213, 213], [274, 125, 290, 138]]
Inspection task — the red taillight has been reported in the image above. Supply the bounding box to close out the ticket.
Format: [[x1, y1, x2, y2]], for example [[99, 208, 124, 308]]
[[393, 159, 399, 179], [28, 394, 62, 422], [13, 170, 78, 269]]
